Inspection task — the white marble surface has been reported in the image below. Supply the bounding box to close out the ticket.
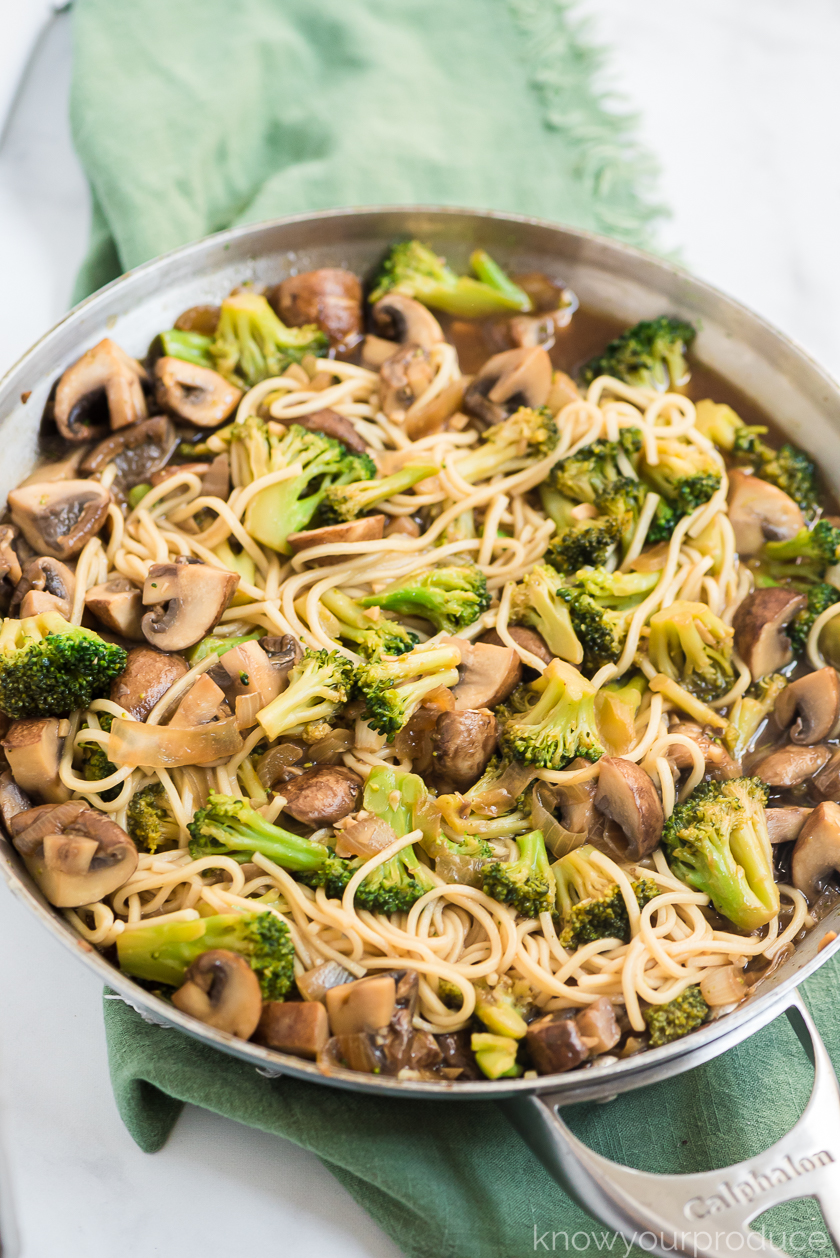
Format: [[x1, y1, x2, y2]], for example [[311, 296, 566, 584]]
[[2, 3, 840, 1256]]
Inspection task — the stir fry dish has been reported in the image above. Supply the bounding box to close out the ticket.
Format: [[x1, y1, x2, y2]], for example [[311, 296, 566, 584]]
[[3, 242, 838, 1083]]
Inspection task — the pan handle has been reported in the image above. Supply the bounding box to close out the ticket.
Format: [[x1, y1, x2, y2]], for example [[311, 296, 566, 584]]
[[503, 992, 840, 1258]]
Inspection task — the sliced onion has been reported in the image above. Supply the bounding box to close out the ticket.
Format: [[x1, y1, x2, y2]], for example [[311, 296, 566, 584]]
[[257, 743, 304, 788], [531, 781, 586, 859], [235, 692, 261, 729], [699, 965, 749, 1007], [470, 760, 537, 816], [309, 728, 353, 763], [335, 816, 396, 858], [108, 717, 243, 768], [434, 848, 487, 887]]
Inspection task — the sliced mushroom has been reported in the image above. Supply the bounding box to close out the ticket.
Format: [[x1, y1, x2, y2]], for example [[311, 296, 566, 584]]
[[110, 646, 189, 721], [813, 749, 840, 801], [11, 803, 137, 907], [142, 558, 239, 651], [666, 722, 741, 780], [272, 268, 362, 349], [753, 743, 831, 787], [292, 408, 368, 454], [463, 346, 552, 427], [361, 335, 404, 370], [371, 293, 444, 350], [256, 1000, 329, 1059], [766, 806, 812, 843], [85, 578, 145, 640], [594, 757, 664, 860], [325, 975, 397, 1036], [151, 455, 230, 501], [174, 305, 220, 335], [18, 448, 87, 487], [732, 586, 806, 677], [280, 766, 362, 827], [53, 338, 148, 441], [450, 639, 522, 710], [0, 525, 22, 592], [8, 479, 110, 561], [287, 515, 385, 563], [171, 949, 262, 1038], [295, 959, 355, 1003], [0, 769, 31, 828], [432, 709, 497, 792], [526, 1013, 590, 1074], [259, 634, 304, 671], [575, 997, 621, 1055], [81, 415, 178, 497], [12, 556, 76, 619], [792, 801, 840, 899], [727, 469, 804, 556], [219, 640, 285, 720], [2, 718, 71, 803], [774, 667, 840, 745], [506, 309, 572, 352], [480, 624, 553, 666], [404, 378, 467, 441], [379, 344, 436, 423], [154, 357, 242, 428]]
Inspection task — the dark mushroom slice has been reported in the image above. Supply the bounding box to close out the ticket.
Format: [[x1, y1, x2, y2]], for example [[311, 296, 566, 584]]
[[85, 578, 145, 640], [431, 709, 497, 792], [594, 757, 664, 860], [727, 469, 804, 556], [766, 806, 813, 843], [8, 479, 110, 562], [171, 949, 262, 1038], [379, 344, 436, 423], [53, 338, 148, 441], [12, 556, 76, 619], [325, 975, 397, 1036], [2, 718, 71, 803], [280, 766, 362, 827], [81, 415, 178, 497], [753, 743, 831, 788], [110, 646, 189, 721], [450, 639, 522, 709], [154, 357, 242, 428], [259, 634, 303, 671], [463, 346, 552, 427], [141, 558, 239, 651], [526, 1012, 590, 1074], [0, 769, 31, 827], [382, 1006, 443, 1075], [287, 515, 386, 565], [271, 268, 362, 349], [774, 667, 840, 745], [256, 1000, 330, 1059], [480, 624, 553, 666], [11, 803, 137, 907], [403, 378, 467, 441], [575, 997, 620, 1055], [174, 305, 220, 336], [666, 722, 740, 780], [732, 586, 807, 677], [371, 293, 444, 351], [292, 408, 368, 455], [792, 801, 840, 900], [0, 526, 22, 593], [435, 1030, 483, 1080], [813, 749, 840, 801]]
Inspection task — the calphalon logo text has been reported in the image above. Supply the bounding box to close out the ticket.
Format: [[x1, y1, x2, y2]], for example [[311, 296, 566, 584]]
[[685, 1151, 835, 1219]]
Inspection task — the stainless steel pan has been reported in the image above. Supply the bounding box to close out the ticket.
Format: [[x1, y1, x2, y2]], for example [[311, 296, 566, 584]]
[[2, 208, 840, 1258]]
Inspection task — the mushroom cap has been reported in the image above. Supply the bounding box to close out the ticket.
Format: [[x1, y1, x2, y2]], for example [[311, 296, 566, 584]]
[[480, 624, 553, 666], [753, 743, 831, 787], [326, 975, 397, 1036], [727, 469, 804, 556], [287, 514, 385, 564], [774, 667, 840, 745], [81, 415, 178, 497], [85, 578, 145, 640], [171, 949, 263, 1038], [8, 479, 110, 561], [450, 639, 522, 710], [463, 346, 552, 426], [12, 804, 138, 907], [53, 338, 148, 441], [371, 293, 444, 350], [280, 765, 362, 827], [141, 558, 239, 651], [12, 556, 76, 620], [766, 806, 812, 844], [732, 586, 806, 677], [379, 343, 436, 422], [292, 408, 368, 455], [273, 267, 363, 349], [594, 757, 664, 860], [110, 646, 189, 721], [431, 708, 497, 793], [154, 358, 242, 428], [256, 999, 329, 1059], [792, 801, 840, 899], [2, 717, 71, 804]]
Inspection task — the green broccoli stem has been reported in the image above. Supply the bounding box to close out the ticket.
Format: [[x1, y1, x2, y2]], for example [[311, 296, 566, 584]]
[[468, 250, 531, 311], [321, 462, 437, 524], [157, 329, 215, 369], [190, 807, 330, 871]]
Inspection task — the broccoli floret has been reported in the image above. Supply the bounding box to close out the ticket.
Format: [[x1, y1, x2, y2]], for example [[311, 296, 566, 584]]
[[156, 328, 215, 369], [256, 648, 353, 742], [544, 516, 624, 575], [724, 674, 787, 761], [189, 792, 342, 868], [639, 437, 721, 518], [644, 986, 710, 1047], [482, 828, 553, 918], [369, 240, 532, 318], [353, 643, 462, 736], [787, 584, 840, 657], [81, 713, 119, 801], [117, 908, 296, 1000], [320, 588, 418, 658], [763, 521, 840, 579], [454, 407, 558, 484], [127, 783, 178, 854], [210, 291, 327, 387], [0, 613, 127, 719], [558, 566, 658, 674], [662, 777, 779, 931], [359, 564, 489, 635], [580, 316, 696, 391], [552, 844, 660, 948], [647, 600, 734, 702], [229, 416, 374, 552], [695, 400, 818, 517], [508, 563, 582, 662], [499, 658, 603, 770], [319, 462, 436, 526], [550, 429, 642, 505]]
